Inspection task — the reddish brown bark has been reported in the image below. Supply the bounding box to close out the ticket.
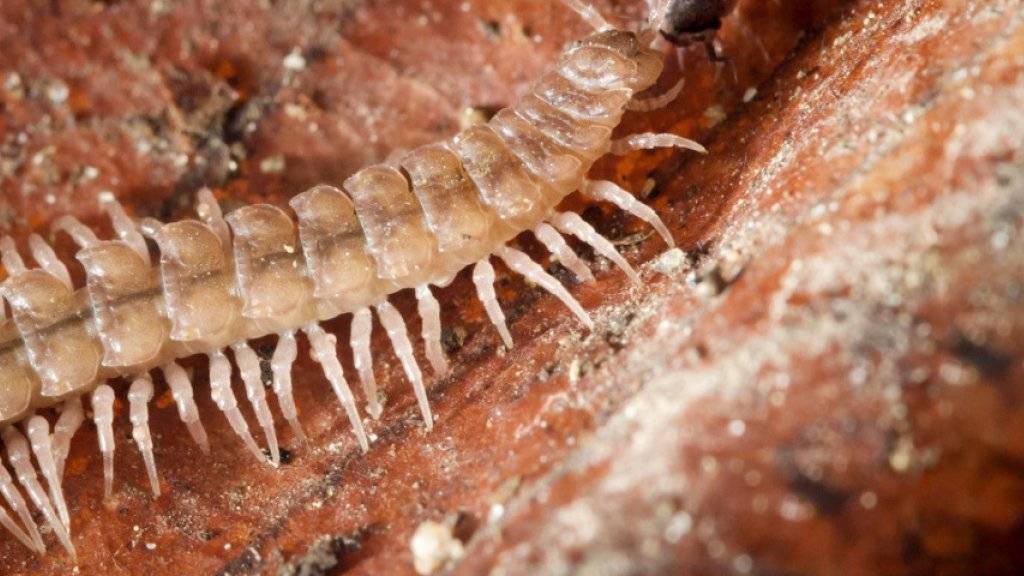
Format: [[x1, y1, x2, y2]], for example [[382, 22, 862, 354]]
[[0, 0, 1022, 575]]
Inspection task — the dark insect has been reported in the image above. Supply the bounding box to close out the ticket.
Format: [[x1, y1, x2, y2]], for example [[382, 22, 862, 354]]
[[660, 0, 739, 61]]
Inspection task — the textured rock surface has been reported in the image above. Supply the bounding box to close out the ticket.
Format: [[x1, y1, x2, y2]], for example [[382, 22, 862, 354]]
[[0, 0, 1022, 575]]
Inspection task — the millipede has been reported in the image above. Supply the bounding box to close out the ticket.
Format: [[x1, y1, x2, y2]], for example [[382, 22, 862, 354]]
[[0, 0, 713, 562]]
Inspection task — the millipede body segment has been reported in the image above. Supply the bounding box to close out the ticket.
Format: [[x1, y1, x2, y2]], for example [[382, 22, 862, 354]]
[[0, 0, 706, 560]]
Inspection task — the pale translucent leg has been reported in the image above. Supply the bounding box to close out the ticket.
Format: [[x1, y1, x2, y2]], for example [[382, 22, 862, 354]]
[[24, 416, 69, 529], [609, 132, 706, 155], [533, 223, 595, 282], [495, 245, 595, 329], [51, 215, 100, 248], [559, 0, 611, 30], [415, 285, 449, 377], [27, 234, 73, 289], [271, 331, 307, 442], [627, 78, 685, 112], [161, 362, 211, 453], [349, 308, 382, 419], [232, 341, 280, 466], [51, 399, 84, 480], [0, 504, 38, 554], [375, 301, 433, 431], [91, 385, 116, 500], [0, 236, 26, 274], [303, 323, 370, 452], [0, 459, 44, 553], [208, 350, 266, 464], [550, 212, 641, 285], [3, 427, 76, 558], [99, 194, 150, 264], [128, 376, 161, 497], [582, 179, 675, 247], [472, 259, 514, 349], [195, 188, 231, 250]]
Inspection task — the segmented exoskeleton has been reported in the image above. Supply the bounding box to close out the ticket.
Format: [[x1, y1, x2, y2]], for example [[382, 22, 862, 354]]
[[0, 0, 705, 559]]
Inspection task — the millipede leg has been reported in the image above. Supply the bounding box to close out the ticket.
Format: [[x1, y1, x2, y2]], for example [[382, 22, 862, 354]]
[[208, 350, 266, 465], [128, 376, 161, 497], [3, 427, 76, 558], [233, 342, 281, 467], [495, 246, 595, 329], [0, 457, 44, 553], [99, 193, 150, 264], [162, 362, 211, 453], [52, 215, 100, 248], [375, 301, 434, 431], [27, 234, 73, 288], [550, 212, 641, 285], [609, 132, 706, 155], [415, 285, 450, 377], [0, 236, 26, 274], [533, 223, 595, 282], [0, 503, 39, 554], [195, 188, 231, 250], [350, 308, 383, 419], [627, 79, 685, 112], [582, 179, 675, 247], [271, 331, 307, 442], [51, 398, 84, 480], [559, 0, 611, 31], [91, 385, 117, 500], [472, 259, 514, 349], [304, 323, 370, 452], [24, 416, 70, 528]]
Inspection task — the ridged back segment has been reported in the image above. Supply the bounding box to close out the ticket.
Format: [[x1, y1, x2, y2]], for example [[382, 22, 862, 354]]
[[0, 321, 36, 421], [76, 241, 168, 368], [3, 270, 102, 398], [149, 219, 240, 347], [226, 204, 314, 331], [577, 30, 663, 93], [514, 94, 613, 159], [556, 43, 639, 91], [402, 144, 497, 268], [488, 108, 584, 196], [578, 29, 640, 56], [532, 72, 631, 127], [450, 125, 560, 229], [290, 184, 377, 316], [344, 165, 439, 286]]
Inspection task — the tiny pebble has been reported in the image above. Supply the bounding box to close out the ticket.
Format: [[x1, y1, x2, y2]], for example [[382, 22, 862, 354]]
[[411, 520, 464, 575], [47, 80, 69, 104], [283, 48, 306, 71], [652, 247, 688, 277]]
